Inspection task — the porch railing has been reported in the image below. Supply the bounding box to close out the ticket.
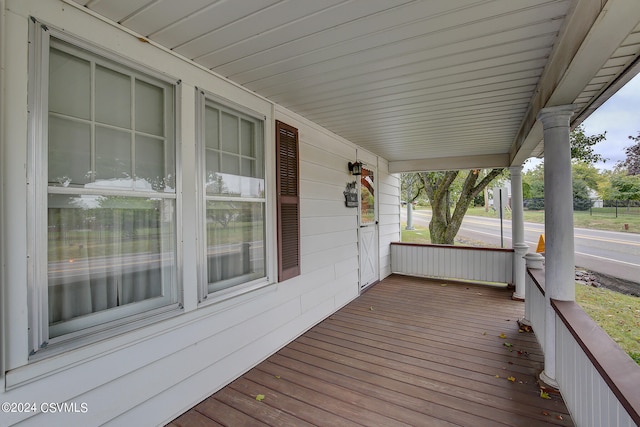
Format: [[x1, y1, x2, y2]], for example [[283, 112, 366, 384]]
[[526, 268, 640, 427], [390, 242, 513, 284], [525, 268, 546, 352]]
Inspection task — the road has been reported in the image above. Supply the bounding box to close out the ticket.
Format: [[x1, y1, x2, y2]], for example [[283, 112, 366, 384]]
[[403, 209, 640, 283]]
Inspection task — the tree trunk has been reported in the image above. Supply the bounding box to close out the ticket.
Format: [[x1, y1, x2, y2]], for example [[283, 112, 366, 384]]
[[419, 169, 503, 245]]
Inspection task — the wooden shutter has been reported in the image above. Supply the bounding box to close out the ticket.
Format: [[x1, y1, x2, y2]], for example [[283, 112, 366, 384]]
[[276, 120, 300, 281]]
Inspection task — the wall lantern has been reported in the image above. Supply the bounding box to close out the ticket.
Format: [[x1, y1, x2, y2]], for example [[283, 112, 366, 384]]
[[348, 161, 363, 176]]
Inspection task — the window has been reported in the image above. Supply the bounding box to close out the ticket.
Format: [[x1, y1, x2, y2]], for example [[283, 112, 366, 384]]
[[275, 121, 300, 281], [197, 93, 266, 296], [30, 28, 180, 352]]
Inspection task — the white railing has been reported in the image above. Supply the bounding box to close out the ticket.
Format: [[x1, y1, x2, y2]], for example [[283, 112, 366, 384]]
[[525, 267, 640, 427], [553, 299, 640, 427], [391, 242, 513, 284], [524, 269, 546, 352]]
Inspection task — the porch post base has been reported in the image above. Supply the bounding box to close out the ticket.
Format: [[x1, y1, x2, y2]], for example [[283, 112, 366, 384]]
[[538, 370, 559, 391], [511, 292, 525, 301]]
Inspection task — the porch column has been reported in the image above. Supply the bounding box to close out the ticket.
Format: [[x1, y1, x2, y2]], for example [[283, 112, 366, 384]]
[[537, 105, 576, 388], [510, 166, 527, 301]]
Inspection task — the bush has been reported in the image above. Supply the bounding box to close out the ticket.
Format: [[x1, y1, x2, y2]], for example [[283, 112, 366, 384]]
[[525, 198, 544, 210], [573, 198, 592, 211]]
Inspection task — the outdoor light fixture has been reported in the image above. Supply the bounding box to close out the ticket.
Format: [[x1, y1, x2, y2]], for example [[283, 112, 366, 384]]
[[348, 161, 363, 175]]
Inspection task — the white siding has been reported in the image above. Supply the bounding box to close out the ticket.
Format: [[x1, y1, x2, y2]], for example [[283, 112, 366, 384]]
[[0, 1, 373, 425]]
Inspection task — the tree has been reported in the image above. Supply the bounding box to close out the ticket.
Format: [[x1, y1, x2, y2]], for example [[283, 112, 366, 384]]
[[416, 169, 503, 244], [572, 161, 604, 193], [618, 132, 640, 175], [604, 169, 640, 201], [570, 124, 607, 164]]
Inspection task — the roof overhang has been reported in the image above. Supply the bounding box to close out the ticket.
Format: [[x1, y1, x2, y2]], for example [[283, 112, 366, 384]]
[[65, 0, 640, 172]]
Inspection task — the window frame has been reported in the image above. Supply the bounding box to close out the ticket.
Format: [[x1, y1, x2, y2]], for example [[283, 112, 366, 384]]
[[195, 89, 269, 303], [27, 22, 183, 355]]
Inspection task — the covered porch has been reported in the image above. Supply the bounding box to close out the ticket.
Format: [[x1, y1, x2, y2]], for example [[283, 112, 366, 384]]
[[3, 1, 640, 426], [170, 274, 573, 427]]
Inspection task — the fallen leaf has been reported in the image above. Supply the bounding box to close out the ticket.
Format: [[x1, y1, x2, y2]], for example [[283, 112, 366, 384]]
[[507, 376, 516, 382], [495, 375, 500, 378], [542, 411, 549, 416], [503, 342, 513, 348], [440, 283, 448, 287], [482, 332, 487, 335], [499, 333, 507, 339], [256, 394, 265, 402], [557, 415, 564, 421], [275, 375, 281, 379], [369, 306, 374, 311], [540, 391, 551, 400]]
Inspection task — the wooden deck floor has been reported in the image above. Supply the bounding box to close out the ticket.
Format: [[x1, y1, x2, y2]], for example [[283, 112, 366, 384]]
[[168, 275, 574, 427]]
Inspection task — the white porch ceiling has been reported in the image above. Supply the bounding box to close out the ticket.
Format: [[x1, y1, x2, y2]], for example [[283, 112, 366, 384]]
[[69, 0, 640, 171]]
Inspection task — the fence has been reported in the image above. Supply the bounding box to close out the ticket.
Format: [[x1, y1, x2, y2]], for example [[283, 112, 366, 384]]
[[524, 198, 640, 216]]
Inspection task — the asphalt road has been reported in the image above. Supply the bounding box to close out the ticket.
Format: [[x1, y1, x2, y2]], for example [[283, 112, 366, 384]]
[[403, 209, 640, 283]]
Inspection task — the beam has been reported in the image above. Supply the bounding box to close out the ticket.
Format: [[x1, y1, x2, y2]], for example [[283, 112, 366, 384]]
[[389, 153, 509, 173]]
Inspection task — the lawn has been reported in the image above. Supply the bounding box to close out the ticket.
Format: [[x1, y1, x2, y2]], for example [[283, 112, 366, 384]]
[[576, 284, 640, 365], [463, 206, 640, 233]]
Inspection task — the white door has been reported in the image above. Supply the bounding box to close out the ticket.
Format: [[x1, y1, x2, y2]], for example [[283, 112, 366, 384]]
[[358, 166, 378, 290]]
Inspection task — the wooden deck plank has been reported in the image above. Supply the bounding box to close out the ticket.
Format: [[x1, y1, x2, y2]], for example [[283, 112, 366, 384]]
[[169, 275, 575, 427], [298, 329, 562, 412], [171, 410, 223, 427], [195, 397, 268, 427], [242, 368, 411, 427], [229, 377, 362, 427], [214, 387, 316, 427], [265, 354, 459, 427], [285, 340, 569, 427]]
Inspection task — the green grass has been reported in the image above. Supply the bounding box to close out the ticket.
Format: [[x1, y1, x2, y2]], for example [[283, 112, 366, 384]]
[[401, 223, 431, 243], [464, 206, 639, 233], [576, 284, 640, 365]]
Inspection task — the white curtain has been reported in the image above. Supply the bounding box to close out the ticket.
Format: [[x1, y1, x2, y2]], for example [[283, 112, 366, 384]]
[[48, 199, 164, 332]]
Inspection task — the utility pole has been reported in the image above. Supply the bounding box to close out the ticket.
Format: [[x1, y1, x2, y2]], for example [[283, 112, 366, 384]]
[[405, 174, 415, 230]]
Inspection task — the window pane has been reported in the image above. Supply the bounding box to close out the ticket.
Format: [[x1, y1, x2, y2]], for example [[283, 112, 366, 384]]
[[221, 111, 238, 154], [221, 153, 240, 176], [241, 158, 254, 178], [206, 201, 265, 292], [135, 79, 164, 136], [95, 126, 132, 185], [49, 47, 90, 120], [240, 119, 254, 157], [205, 105, 219, 150], [360, 169, 375, 225], [47, 194, 176, 337], [95, 65, 131, 128], [49, 116, 91, 186], [136, 135, 167, 191]]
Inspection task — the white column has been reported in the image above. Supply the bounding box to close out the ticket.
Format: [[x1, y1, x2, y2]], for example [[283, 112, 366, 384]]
[[510, 166, 527, 301], [537, 105, 576, 389]]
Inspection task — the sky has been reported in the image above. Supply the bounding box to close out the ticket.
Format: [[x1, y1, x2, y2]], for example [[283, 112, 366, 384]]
[[524, 73, 640, 171]]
